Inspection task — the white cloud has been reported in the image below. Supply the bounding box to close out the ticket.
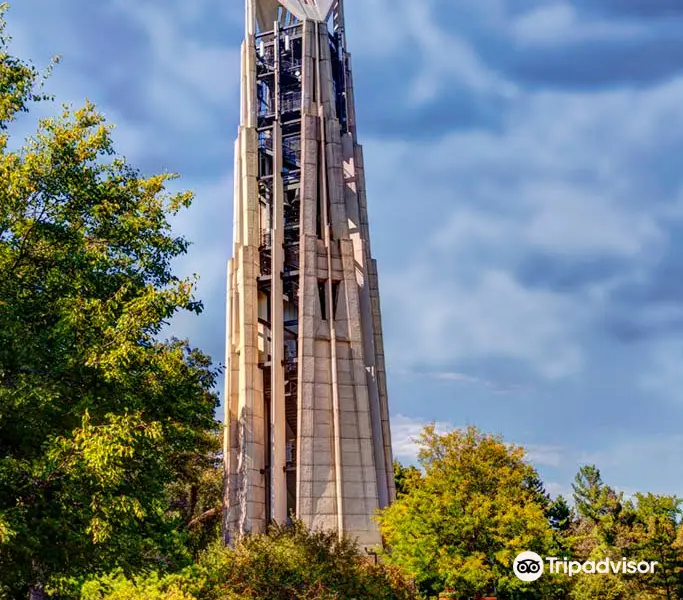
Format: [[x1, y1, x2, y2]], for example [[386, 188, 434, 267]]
[[345, 0, 516, 105], [384, 264, 585, 379], [512, 2, 645, 46], [392, 415, 567, 469], [526, 444, 565, 468], [419, 370, 533, 394], [109, 0, 240, 133], [345, 0, 411, 58], [545, 481, 571, 499], [168, 172, 233, 333], [578, 433, 683, 498], [390, 414, 457, 462], [406, 2, 517, 105], [431, 185, 663, 260], [523, 183, 663, 258], [365, 76, 683, 381]]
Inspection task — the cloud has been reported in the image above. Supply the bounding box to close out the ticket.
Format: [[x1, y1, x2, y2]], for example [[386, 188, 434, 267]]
[[525, 445, 566, 468], [545, 481, 572, 500], [417, 370, 533, 394], [578, 433, 683, 498], [511, 3, 645, 47], [344, 0, 412, 58], [432, 186, 663, 260], [402, 3, 517, 105], [575, 0, 683, 18], [392, 415, 567, 469], [166, 173, 233, 361], [110, 1, 239, 112], [384, 266, 584, 379], [390, 414, 457, 462], [364, 72, 683, 381]]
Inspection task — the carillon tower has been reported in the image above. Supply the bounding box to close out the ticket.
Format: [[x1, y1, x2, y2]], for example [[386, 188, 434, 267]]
[[223, 0, 394, 548]]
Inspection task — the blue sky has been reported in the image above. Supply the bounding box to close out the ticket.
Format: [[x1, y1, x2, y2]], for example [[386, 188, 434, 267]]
[[7, 0, 683, 501]]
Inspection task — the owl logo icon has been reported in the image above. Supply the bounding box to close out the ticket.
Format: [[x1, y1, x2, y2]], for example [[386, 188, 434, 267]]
[[513, 551, 544, 581]]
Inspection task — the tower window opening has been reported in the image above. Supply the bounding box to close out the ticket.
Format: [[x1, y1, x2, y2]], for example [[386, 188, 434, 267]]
[[331, 281, 340, 320], [318, 281, 327, 320]]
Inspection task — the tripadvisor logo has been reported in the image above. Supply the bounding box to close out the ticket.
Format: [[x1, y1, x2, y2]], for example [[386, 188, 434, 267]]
[[513, 551, 658, 581], [513, 552, 544, 582]]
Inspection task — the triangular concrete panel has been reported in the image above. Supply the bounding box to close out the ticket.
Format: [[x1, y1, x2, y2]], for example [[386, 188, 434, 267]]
[[253, 0, 337, 25], [278, 0, 336, 22]]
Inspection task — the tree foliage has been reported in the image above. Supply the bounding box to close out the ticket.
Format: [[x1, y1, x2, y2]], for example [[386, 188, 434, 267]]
[[386, 442, 683, 600], [379, 425, 563, 599], [561, 470, 683, 600], [0, 7, 220, 597], [572, 466, 623, 525], [81, 522, 419, 600], [627, 493, 683, 599], [165, 430, 224, 558], [393, 460, 422, 498], [548, 496, 573, 533]]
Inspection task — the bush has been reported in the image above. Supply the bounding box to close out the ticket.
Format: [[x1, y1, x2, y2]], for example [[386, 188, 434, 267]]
[[81, 522, 420, 600], [80, 571, 197, 600]]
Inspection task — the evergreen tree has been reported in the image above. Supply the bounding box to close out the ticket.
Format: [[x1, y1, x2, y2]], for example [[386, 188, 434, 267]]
[[548, 495, 573, 533], [628, 493, 683, 600], [572, 465, 621, 524]]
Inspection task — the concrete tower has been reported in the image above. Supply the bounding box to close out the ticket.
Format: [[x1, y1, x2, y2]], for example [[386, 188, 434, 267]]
[[224, 0, 394, 549]]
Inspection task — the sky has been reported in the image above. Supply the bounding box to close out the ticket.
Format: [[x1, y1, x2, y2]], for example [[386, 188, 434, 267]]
[[6, 0, 683, 502]]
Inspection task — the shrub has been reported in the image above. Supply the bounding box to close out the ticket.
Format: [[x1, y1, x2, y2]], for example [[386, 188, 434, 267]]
[[81, 522, 420, 600]]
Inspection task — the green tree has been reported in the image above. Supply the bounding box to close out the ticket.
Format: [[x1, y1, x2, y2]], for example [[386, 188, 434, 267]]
[[0, 7, 219, 597], [165, 430, 224, 558], [572, 465, 622, 524], [378, 425, 565, 599], [569, 569, 634, 600], [393, 461, 421, 497], [627, 493, 683, 600], [572, 465, 624, 547], [563, 470, 683, 600], [548, 496, 573, 533]]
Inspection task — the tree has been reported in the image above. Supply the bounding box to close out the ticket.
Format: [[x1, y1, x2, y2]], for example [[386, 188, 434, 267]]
[[572, 465, 622, 524], [393, 461, 421, 497], [572, 465, 624, 547], [165, 430, 224, 558], [627, 493, 683, 600], [548, 496, 573, 533], [563, 470, 683, 600], [0, 7, 220, 597], [378, 425, 565, 599], [569, 568, 634, 600]]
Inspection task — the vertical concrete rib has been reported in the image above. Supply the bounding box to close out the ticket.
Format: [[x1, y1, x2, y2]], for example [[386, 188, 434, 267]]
[[344, 46, 395, 505], [316, 20, 345, 537], [296, 19, 318, 522], [271, 120, 287, 524], [223, 260, 234, 542]]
